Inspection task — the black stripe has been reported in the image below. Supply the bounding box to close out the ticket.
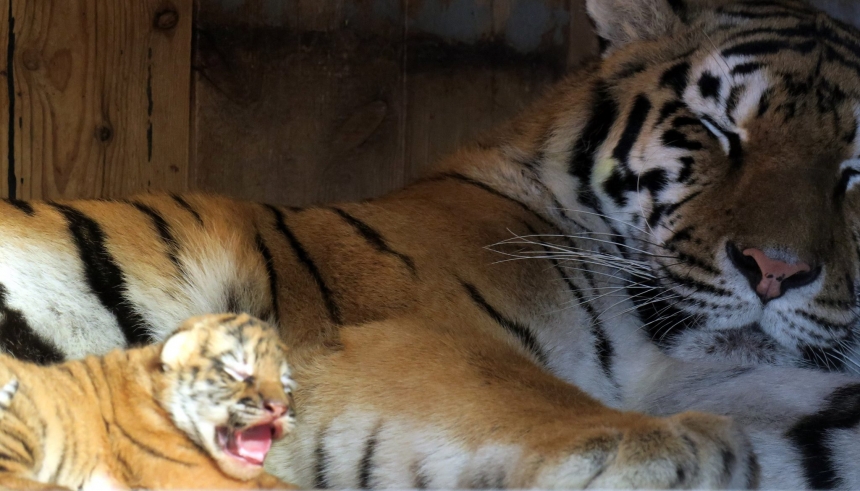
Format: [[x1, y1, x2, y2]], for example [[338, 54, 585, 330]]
[[659, 62, 690, 97], [787, 384, 860, 489], [722, 39, 816, 57], [3, 199, 33, 215], [49, 203, 154, 346], [0, 284, 64, 364], [129, 201, 181, 269], [667, 0, 686, 18], [613, 95, 652, 166], [837, 169, 860, 198], [314, 430, 330, 489], [610, 61, 648, 81], [661, 267, 731, 296], [677, 157, 695, 183], [632, 274, 695, 346], [460, 281, 547, 365], [698, 73, 721, 100], [661, 190, 702, 220], [522, 223, 614, 381], [717, 6, 810, 20], [656, 100, 685, 126], [331, 208, 416, 274], [569, 82, 618, 212], [358, 425, 380, 488], [255, 233, 280, 323], [701, 115, 744, 168], [731, 62, 763, 76], [170, 194, 203, 226], [412, 461, 430, 489], [662, 129, 703, 151], [725, 85, 744, 120], [265, 204, 343, 325], [602, 169, 633, 208], [113, 421, 195, 466]]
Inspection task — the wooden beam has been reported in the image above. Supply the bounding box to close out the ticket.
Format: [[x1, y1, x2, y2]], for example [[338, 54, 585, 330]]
[[8, 0, 191, 200]]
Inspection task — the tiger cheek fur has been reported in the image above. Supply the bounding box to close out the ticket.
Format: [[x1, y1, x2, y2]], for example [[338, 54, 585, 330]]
[[588, 0, 860, 368]]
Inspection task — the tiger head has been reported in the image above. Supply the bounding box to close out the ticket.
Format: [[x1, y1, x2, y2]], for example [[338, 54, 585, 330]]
[[157, 313, 296, 481], [574, 0, 860, 370]]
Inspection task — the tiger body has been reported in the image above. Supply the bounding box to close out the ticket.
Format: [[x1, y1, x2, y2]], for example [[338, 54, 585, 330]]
[[4, 0, 860, 488], [0, 313, 296, 490]]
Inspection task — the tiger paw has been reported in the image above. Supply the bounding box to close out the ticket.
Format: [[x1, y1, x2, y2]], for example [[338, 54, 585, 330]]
[[533, 411, 759, 489]]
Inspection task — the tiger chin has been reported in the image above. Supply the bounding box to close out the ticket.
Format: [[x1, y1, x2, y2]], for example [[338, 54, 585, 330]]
[[0, 313, 297, 490]]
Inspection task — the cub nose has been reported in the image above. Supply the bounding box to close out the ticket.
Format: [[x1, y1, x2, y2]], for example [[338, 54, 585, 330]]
[[726, 243, 820, 303], [264, 400, 288, 417]]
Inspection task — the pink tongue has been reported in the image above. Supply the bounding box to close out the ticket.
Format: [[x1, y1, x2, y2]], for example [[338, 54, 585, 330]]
[[234, 426, 273, 465]]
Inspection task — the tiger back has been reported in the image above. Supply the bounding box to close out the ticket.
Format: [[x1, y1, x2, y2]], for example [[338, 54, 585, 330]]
[[0, 313, 296, 490]]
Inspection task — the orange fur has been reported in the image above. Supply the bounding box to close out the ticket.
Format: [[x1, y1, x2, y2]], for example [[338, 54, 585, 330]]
[[0, 314, 296, 490]]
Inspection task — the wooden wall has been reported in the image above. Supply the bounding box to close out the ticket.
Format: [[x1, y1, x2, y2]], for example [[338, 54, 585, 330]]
[[1, 0, 601, 205], [7, 1, 860, 205], [2, 0, 193, 200], [192, 0, 601, 205]]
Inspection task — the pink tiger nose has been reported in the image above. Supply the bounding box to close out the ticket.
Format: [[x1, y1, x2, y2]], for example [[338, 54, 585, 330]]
[[264, 401, 288, 417], [726, 244, 820, 303]]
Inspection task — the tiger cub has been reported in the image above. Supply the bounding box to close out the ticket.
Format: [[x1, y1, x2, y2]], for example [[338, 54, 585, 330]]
[[0, 313, 297, 490]]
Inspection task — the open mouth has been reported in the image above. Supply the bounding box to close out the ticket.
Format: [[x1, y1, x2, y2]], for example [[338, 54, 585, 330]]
[[216, 423, 280, 466]]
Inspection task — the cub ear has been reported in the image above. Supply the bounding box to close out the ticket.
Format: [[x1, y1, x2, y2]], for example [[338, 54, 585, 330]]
[[160, 327, 202, 370], [586, 0, 684, 53]]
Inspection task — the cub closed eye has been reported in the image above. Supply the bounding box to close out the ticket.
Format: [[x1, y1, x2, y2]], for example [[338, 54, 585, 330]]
[[223, 365, 246, 382]]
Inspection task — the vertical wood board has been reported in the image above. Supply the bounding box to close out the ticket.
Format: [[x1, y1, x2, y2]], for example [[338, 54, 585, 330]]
[[7, 0, 191, 200], [1, 3, 9, 199]]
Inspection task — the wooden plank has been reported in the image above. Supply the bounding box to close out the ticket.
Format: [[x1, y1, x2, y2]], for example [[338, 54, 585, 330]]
[[192, 31, 406, 206], [1, 2, 9, 199], [192, 0, 596, 206], [8, 0, 191, 200], [403, 66, 559, 181]]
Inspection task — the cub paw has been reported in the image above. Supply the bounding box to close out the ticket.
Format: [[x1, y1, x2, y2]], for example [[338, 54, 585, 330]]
[[536, 411, 758, 489]]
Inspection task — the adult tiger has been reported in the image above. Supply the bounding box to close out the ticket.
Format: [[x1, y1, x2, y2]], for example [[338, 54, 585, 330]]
[[3, 0, 860, 488]]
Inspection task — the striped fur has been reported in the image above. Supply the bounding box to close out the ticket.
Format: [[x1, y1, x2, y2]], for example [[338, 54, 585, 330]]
[[3, 0, 860, 488], [0, 313, 295, 490]]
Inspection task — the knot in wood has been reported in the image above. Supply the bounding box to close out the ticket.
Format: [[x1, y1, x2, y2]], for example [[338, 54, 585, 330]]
[[154, 9, 179, 30], [96, 124, 114, 143]]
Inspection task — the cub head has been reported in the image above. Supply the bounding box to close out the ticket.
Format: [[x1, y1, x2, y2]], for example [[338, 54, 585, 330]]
[[158, 313, 296, 481], [573, 0, 860, 369]]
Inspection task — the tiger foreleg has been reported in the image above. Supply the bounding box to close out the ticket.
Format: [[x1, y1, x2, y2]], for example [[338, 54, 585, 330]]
[[268, 318, 758, 489]]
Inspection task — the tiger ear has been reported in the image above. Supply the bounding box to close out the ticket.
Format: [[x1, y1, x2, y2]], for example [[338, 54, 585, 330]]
[[586, 0, 684, 53], [160, 328, 202, 370]]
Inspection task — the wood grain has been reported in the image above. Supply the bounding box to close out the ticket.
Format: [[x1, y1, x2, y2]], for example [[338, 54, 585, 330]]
[[7, 0, 191, 200], [192, 31, 406, 206], [1, 2, 9, 199], [193, 0, 597, 206]]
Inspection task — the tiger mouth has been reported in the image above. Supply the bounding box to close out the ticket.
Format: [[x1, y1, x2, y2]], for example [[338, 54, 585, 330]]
[[216, 423, 283, 466]]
